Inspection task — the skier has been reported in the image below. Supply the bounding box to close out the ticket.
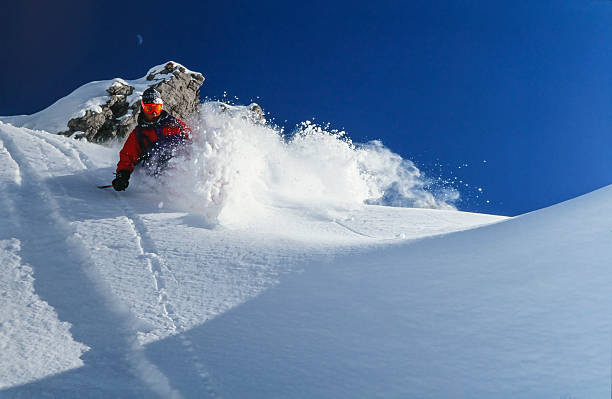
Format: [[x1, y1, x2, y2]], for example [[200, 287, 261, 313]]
[[112, 88, 192, 191]]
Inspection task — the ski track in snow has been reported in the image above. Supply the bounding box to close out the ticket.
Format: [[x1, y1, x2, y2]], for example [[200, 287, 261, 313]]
[[124, 213, 179, 332], [27, 130, 88, 170], [43, 130, 218, 399], [30, 127, 222, 397], [52, 132, 98, 171], [332, 219, 379, 239], [0, 127, 182, 398], [115, 195, 221, 398]]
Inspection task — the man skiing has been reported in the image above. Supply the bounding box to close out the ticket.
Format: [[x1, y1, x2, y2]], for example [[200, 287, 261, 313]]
[[112, 88, 191, 191]]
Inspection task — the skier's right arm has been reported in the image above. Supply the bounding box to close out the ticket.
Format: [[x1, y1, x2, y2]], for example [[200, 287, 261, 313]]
[[116, 130, 142, 173]]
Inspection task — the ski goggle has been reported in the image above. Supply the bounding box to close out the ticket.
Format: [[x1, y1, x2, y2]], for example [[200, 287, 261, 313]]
[[141, 101, 163, 114]]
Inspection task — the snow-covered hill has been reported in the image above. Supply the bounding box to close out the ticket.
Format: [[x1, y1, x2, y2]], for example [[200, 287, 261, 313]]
[[0, 88, 610, 398]]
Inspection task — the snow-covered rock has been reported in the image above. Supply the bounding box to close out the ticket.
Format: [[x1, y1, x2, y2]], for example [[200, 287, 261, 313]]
[[0, 62, 205, 142]]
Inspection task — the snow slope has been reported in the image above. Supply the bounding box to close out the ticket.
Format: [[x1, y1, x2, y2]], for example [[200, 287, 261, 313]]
[[190, 185, 612, 399], [0, 99, 609, 398]]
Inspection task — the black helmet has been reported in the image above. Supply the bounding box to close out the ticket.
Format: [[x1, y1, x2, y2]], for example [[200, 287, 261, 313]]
[[141, 87, 163, 105]]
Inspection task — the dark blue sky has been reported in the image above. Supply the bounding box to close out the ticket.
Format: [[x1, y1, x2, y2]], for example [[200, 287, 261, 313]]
[[2, 0, 611, 216]]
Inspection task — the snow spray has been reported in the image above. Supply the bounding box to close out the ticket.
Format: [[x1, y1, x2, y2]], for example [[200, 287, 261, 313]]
[[159, 102, 458, 225]]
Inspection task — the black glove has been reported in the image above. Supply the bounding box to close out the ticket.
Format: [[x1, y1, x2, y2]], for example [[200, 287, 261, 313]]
[[112, 170, 131, 191]]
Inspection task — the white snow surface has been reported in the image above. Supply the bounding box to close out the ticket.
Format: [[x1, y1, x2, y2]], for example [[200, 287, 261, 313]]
[[0, 100, 610, 398]]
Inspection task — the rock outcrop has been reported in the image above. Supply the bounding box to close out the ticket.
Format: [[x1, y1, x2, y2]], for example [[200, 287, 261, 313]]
[[61, 62, 205, 142], [217, 102, 266, 124]]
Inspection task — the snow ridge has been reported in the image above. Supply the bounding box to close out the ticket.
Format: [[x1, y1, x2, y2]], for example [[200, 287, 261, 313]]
[[0, 137, 22, 186]]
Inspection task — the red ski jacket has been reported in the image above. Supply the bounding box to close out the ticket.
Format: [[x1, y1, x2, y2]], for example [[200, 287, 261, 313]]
[[116, 110, 191, 173]]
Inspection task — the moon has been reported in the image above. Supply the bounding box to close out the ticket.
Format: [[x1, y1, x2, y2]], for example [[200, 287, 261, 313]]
[[136, 34, 143, 46]]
